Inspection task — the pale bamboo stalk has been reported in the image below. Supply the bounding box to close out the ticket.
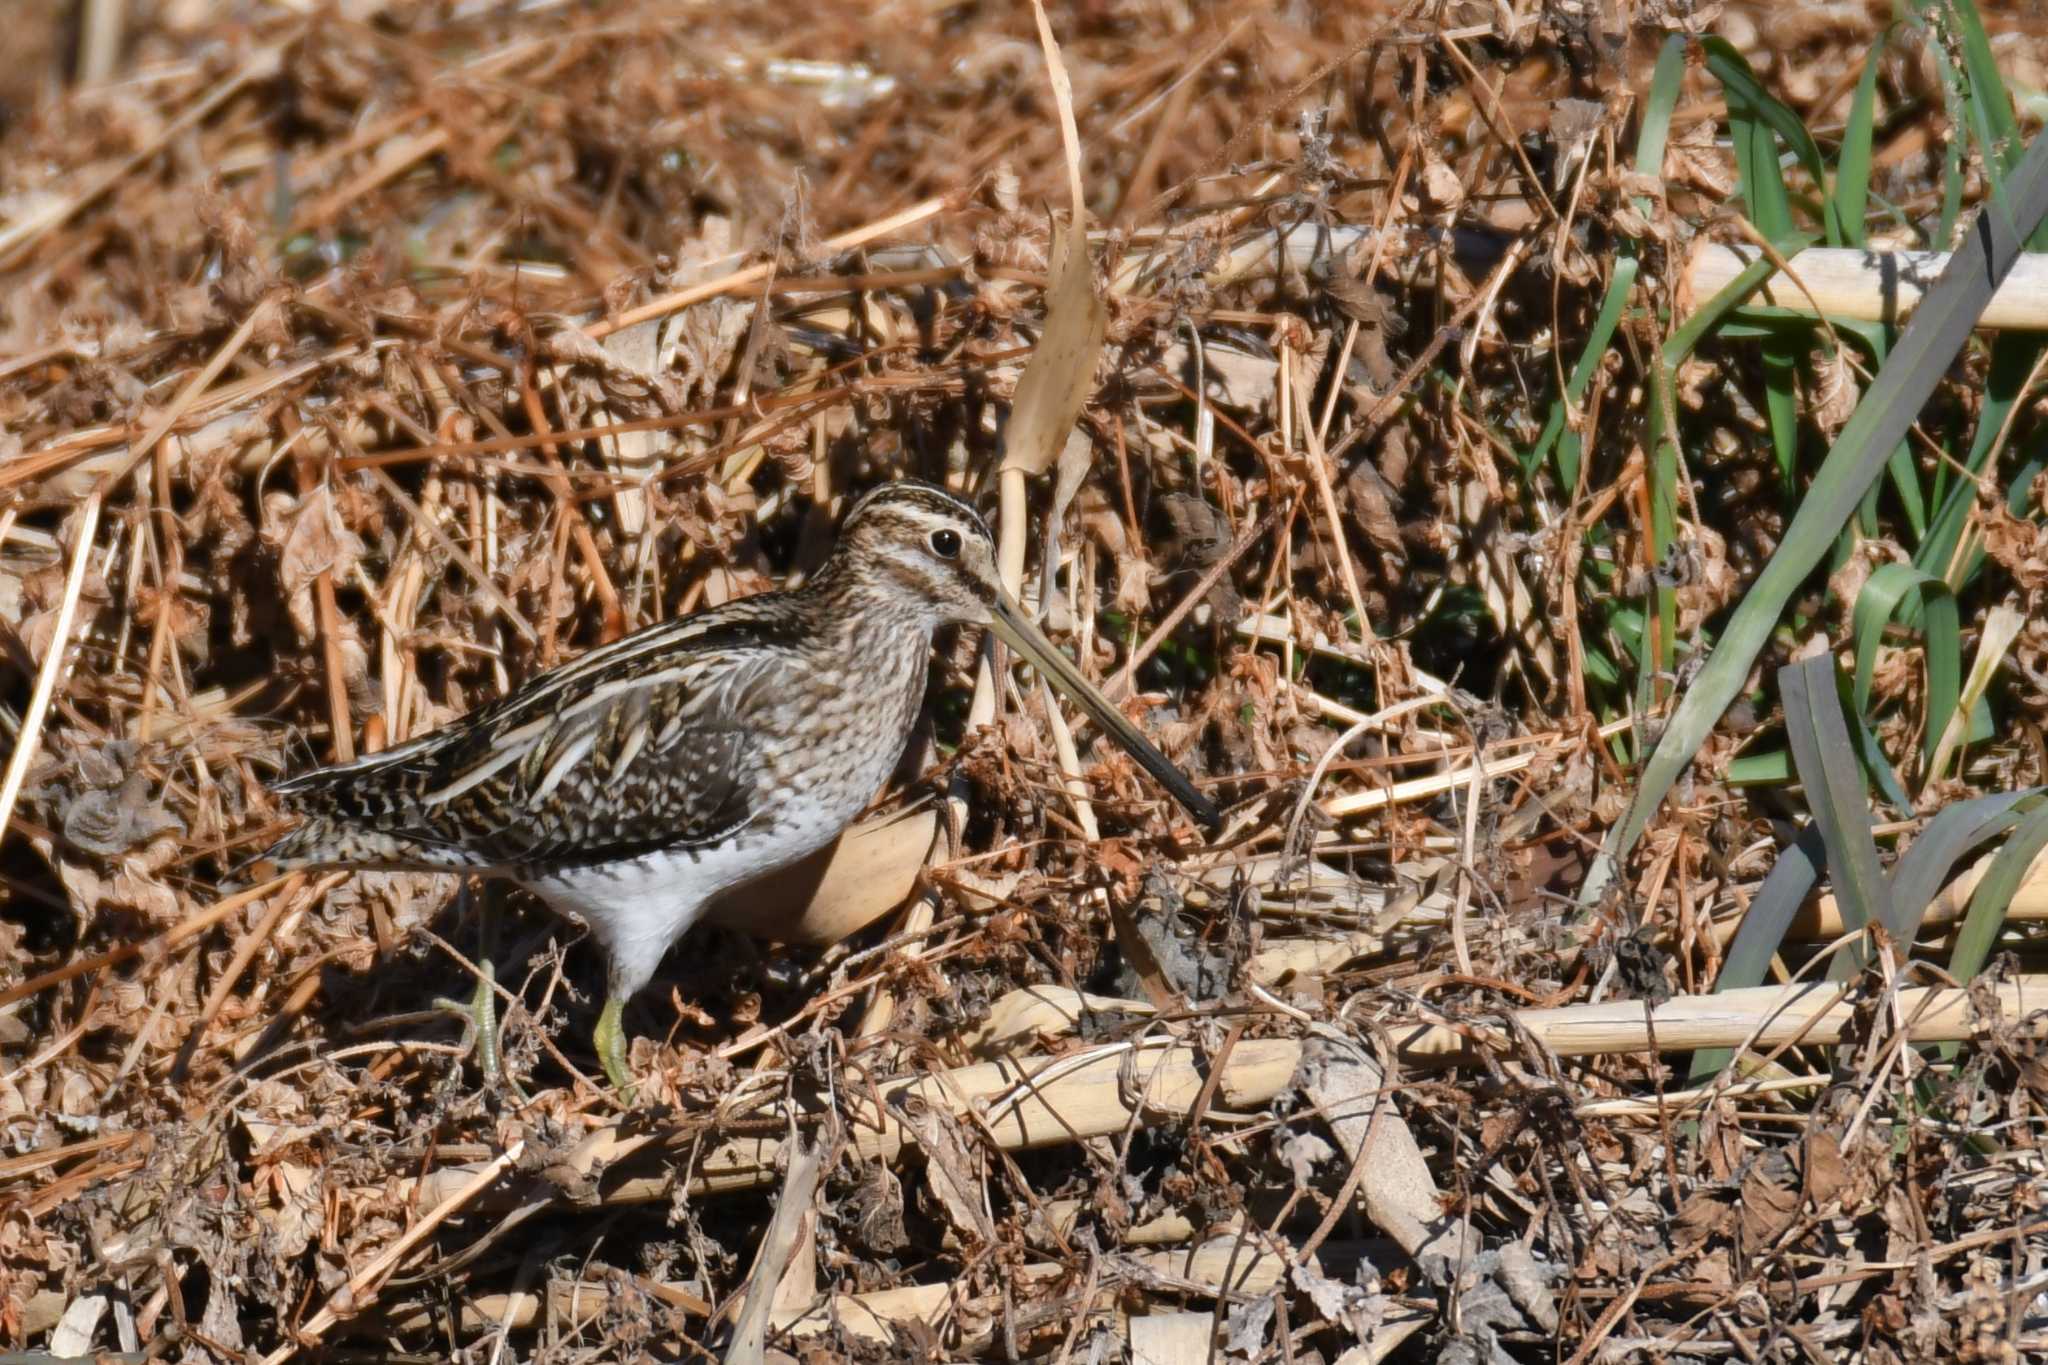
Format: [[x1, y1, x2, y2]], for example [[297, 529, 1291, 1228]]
[[389, 977, 2048, 1214], [772, 1235, 1286, 1342], [1688, 241, 2048, 331], [1318, 741, 1551, 818], [384, 1235, 1289, 1342], [1246, 931, 1389, 984], [398, 1037, 1299, 1210], [969, 977, 2048, 1071], [1574, 1071, 1833, 1119], [1110, 223, 2048, 333], [958, 984, 1158, 1056], [670, 1036, 1302, 1200], [1698, 834, 2048, 951], [1388, 978, 2048, 1062]]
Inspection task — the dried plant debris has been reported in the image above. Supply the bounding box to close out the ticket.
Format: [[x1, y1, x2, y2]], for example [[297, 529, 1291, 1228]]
[[4, 2, 2048, 1362]]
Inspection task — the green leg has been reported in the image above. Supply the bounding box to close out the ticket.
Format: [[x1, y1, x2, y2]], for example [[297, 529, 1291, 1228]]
[[466, 960, 534, 1102], [593, 995, 636, 1101], [432, 956, 503, 1090], [432, 878, 516, 1095], [469, 958, 500, 1087]]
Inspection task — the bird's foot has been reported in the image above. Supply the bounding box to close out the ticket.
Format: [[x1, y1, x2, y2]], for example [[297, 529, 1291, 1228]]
[[593, 995, 637, 1104], [432, 957, 528, 1101]]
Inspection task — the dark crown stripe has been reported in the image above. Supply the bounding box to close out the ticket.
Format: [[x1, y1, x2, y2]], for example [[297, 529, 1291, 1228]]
[[846, 480, 990, 538]]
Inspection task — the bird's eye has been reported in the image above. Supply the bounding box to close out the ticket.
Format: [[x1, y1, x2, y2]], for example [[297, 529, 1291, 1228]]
[[929, 528, 962, 559]]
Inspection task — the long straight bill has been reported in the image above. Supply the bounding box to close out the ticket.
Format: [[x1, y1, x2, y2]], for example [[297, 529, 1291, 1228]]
[[989, 589, 1221, 832]]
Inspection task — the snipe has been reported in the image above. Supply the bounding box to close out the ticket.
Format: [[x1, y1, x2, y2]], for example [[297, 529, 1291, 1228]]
[[264, 481, 1217, 1093]]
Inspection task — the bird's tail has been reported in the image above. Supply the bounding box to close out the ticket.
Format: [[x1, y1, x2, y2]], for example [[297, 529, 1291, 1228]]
[[241, 750, 431, 879], [228, 813, 360, 882], [237, 812, 465, 882], [258, 743, 488, 876]]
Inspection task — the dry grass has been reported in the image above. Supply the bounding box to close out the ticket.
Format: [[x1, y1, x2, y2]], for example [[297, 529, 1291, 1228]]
[[5, 2, 2048, 1361]]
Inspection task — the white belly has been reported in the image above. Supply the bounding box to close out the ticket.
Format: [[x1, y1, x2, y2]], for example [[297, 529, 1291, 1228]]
[[522, 627, 928, 1000], [521, 794, 867, 998]]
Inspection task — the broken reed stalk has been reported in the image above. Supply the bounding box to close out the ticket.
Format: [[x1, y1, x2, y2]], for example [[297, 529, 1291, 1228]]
[[1687, 241, 2048, 330], [0, 489, 99, 855], [258, 1140, 526, 1365], [727, 1120, 830, 1362], [1111, 221, 2048, 332], [380, 1233, 1298, 1343], [389, 978, 2047, 1211]]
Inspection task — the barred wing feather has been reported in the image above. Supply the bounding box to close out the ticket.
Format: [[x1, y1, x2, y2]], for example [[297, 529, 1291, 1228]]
[[268, 613, 796, 871]]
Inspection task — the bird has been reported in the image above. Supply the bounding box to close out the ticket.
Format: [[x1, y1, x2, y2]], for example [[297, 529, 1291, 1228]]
[[262, 480, 1219, 1095]]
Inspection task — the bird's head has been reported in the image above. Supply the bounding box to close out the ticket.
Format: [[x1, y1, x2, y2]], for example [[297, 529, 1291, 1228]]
[[834, 480, 1005, 629], [829, 479, 1219, 831]]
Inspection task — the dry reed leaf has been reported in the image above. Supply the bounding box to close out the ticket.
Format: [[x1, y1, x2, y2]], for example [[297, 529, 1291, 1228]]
[[1297, 1032, 1471, 1263], [997, 215, 1106, 484], [997, 2, 1101, 485], [896, 1094, 996, 1244], [701, 808, 938, 944]]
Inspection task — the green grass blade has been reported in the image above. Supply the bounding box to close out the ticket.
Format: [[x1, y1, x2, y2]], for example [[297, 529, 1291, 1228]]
[[1580, 127, 2048, 912], [1849, 699, 1915, 816], [1889, 791, 2036, 943], [1522, 33, 1676, 488], [1949, 799, 2048, 982], [1637, 242, 1811, 681], [1727, 749, 1791, 784], [1703, 37, 1846, 243], [1832, 35, 1886, 248], [1849, 562, 1960, 770], [1689, 822, 1824, 1080], [1668, 248, 1809, 359], [1918, 334, 2048, 576], [1716, 30, 1849, 516], [1948, 0, 2020, 175], [1763, 347, 1800, 495], [1830, 316, 1932, 542], [1940, 128, 1967, 241], [1780, 655, 1892, 965], [1884, 440, 1928, 542], [1527, 259, 1633, 487], [1637, 34, 1686, 179]]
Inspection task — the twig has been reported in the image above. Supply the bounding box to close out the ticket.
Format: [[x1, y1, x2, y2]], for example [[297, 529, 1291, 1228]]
[[170, 873, 344, 1080], [0, 490, 101, 853], [101, 289, 280, 492], [587, 194, 956, 338], [258, 1139, 525, 1365], [0, 875, 293, 1012], [0, 43, 284, 270], [1110, 499, 1288, 699]]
